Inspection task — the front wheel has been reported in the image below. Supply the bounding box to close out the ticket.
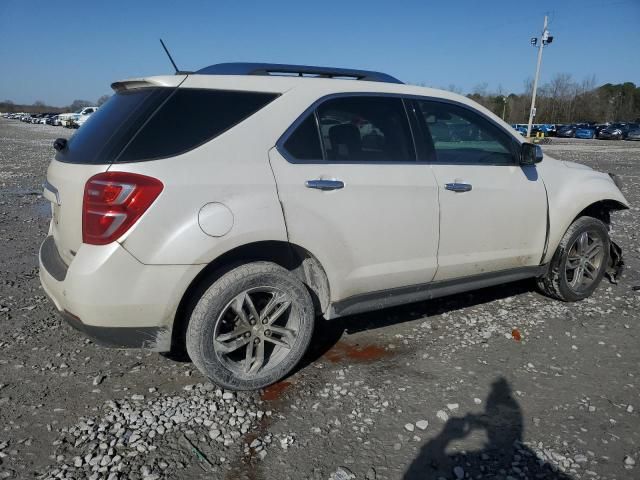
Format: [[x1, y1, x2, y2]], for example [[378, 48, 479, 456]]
[[186, 262, 315, 390], [537, 216, 610, 302]]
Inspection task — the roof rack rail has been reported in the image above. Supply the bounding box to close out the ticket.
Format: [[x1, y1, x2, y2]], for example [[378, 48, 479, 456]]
[[195, 62, 403, 84]]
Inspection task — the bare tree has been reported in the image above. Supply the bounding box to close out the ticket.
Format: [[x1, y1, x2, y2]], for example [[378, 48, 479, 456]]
[[96, 94, 111, 107], [68, 99, 93, 111]]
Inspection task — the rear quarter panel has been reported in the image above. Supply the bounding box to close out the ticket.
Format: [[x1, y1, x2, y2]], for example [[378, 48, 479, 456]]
[[112, 86, 293, 265]]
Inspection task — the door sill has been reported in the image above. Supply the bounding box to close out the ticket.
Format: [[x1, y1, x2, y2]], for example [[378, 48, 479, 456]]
[[327, 265, 547, 319]]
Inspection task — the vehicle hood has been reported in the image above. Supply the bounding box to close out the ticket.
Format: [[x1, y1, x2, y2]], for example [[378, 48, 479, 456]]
[[563, 160, 593, 171]]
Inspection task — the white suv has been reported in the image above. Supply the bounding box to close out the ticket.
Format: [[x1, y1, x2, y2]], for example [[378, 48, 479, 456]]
[[39, 63, 629, 390]]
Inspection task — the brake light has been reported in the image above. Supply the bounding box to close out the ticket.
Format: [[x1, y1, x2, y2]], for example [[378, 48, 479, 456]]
[[82, 172, 163, 245]]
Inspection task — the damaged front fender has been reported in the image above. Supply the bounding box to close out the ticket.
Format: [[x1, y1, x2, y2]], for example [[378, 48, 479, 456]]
[[606, 240, 624, 284]]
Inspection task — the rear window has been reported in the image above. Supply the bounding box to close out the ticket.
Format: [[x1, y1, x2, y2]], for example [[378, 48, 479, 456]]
[[57, 88, 278, 164], [58, 89, 171, 164]]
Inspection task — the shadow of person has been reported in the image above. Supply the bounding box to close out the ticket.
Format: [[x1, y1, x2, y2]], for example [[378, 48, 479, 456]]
[[403, 377, 574, 480]]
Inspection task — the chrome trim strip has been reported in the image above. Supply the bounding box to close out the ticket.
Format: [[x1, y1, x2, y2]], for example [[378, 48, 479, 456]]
[[43, 179, 61, 205]]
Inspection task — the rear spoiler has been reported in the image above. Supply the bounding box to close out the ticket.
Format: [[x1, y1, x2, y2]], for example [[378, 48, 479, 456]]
[[111, 75, 188, 93]]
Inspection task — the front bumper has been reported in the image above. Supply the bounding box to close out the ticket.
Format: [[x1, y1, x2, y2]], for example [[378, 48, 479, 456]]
[[39, 236, 203, 351]]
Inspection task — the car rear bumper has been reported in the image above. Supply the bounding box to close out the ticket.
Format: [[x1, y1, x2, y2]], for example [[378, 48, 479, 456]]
[[39, 235, 203, 351]]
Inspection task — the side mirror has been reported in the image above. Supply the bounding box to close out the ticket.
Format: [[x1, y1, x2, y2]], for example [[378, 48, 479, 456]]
[[520, 143, 543, 165]]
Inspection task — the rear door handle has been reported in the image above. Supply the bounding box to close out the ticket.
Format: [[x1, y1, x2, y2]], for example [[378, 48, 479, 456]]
[[305, 179, 345, 191], [445, 182, 472, 193]]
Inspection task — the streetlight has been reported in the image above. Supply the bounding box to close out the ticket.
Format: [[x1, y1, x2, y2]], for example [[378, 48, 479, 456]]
[[526, 16, 554, 138]]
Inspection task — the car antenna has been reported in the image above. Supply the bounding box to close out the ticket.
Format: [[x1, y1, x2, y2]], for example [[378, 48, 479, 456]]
[[159, 38, 192, 75]]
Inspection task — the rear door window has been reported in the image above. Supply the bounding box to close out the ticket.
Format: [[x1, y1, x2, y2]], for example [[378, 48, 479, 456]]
[[317, 96, 415, 162], [283, 115, 323, 160]]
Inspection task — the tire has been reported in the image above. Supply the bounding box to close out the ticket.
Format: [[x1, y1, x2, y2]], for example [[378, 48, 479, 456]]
[[186, 261, 315, 390], [537, 216, 610, 302]]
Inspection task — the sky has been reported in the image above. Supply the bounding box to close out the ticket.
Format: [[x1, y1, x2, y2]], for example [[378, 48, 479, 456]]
[[0, 0, 638, 106]]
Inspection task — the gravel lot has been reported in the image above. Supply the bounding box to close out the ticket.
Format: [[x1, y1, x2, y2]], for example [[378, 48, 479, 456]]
[[0, 118, 639, 480]]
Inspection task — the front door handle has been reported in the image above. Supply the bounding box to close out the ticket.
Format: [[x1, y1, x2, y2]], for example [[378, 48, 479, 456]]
[[445, 182, 472, 193], [305, 179, 345, 191]]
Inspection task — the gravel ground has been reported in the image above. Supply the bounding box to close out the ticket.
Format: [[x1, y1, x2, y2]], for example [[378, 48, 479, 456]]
[[0, 118, 639, 480]]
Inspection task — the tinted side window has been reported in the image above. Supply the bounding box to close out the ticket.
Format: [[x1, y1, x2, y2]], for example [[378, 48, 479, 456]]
[[283, 114, 322, 160], [416, 100, 516, 164], [57, 89, 172, 165], [117, 89, 278, 163], [316, 96, 415, 162]]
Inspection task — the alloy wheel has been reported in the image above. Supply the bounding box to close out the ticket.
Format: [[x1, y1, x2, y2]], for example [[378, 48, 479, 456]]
[[565, 230, 605, 292], [213, 287, 298, 376]]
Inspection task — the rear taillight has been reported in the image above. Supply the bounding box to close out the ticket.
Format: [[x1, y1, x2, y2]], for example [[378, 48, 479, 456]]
[[82, 172, 163, 245]]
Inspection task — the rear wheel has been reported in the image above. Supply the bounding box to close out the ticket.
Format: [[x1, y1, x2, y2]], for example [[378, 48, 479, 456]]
[[186, 262, 315, 390], [537, 216, 610, 302]]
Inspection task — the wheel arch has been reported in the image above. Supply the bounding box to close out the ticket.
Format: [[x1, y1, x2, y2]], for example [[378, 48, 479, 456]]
[[169, 240, 330, 353], [573, 199, 629, 226], [543, 197, 629, 264]]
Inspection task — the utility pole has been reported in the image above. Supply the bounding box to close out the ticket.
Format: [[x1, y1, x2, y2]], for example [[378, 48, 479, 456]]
[[526, 15, 553, 138]]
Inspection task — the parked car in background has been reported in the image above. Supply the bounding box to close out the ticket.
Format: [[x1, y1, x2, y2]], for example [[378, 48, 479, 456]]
[[598, 123, 630, 140], [530, 124, 556, 137], [59, 107, 98, 127], [575, 125, 596, 139], [595, 124, 610, 137], [71, 109, 96, 129], [57, 112, 76, 127], [39, 62, 629, 390], [557, 124, 576, 138], [511, 124, 527, 136], [626, 126, 640, 141]]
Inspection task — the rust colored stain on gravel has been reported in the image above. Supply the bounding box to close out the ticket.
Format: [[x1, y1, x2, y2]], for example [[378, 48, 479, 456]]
[[261, 380, 292, 401], [324, 341, 390, 363], [512, 329, 522, 342]]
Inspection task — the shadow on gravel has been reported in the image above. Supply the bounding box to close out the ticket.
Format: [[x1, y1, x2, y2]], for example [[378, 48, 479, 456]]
[[299, 280, 535, 371], [166, 280, 535, 375], [403, 377, 573, 480]]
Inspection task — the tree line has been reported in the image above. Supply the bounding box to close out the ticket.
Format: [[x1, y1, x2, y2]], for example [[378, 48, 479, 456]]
[[3, 74, 640, 125], [0, 95, 111, 114], [461, 74, 640, 124]]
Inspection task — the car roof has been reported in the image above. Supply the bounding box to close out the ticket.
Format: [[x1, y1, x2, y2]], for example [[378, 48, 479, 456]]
[[114, 71, 471, 103], [111, 64, 522, 140], [196, 62, 403, 84]]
